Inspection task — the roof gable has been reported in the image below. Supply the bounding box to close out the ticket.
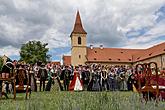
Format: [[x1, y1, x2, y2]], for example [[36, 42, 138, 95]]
[[71, 11, 87, 35]]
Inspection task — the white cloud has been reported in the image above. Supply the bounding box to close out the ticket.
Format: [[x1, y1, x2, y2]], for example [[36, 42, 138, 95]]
[[41, 27, 70, 49], [0, 0, 165, 59], [0, 46, 19, 56], [124, 19, 165, 48]]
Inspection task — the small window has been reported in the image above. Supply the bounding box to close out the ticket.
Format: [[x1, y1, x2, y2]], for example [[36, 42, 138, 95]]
[[94, 58, 97, 60], [118, 59, 121, 61], [109, 58, 112, 60], [78, 37, 81, 45], [79, 55, 81, 59], [129, 59, 131, 61], [95, 51, 97, 53], [121, 52, 123, 53]]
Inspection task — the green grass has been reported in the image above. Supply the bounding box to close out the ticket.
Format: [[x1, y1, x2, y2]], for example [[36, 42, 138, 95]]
[[0, 91, 165, 110]]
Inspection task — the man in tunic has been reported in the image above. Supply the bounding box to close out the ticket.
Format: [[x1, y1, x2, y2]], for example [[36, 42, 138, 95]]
[[61, 66, 71, 91], [38, 64, 48, 91], [81, 66, 90, 90]]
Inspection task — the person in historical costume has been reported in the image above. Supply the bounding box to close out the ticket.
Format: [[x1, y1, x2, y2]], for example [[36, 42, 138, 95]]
[[45, 67, 55, 91], [81, 66, 90, 90], [116, 74, 122, 90], [91, 69, 101, 91], [33, 64, 39, 91], [60, 66, 71, 91], [50, 68, 62, 92], [87, 70, 94, 91], [29, 65, 37, 92], [38, 64, 48, 91], [101, 70, 108, 91], [69, 66, 83, 91], [107, 69, 117, 91], [127, 74, 136, 91], [119, 73, 127, 91], [53, 66, 64, 91]]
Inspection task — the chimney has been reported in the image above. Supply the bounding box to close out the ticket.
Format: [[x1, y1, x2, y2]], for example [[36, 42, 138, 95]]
[[90, 45, 93, 49], [100, 45, 103, 49]]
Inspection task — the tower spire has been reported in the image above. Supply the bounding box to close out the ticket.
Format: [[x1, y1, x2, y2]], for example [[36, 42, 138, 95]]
[[71, 11, 87, 35]]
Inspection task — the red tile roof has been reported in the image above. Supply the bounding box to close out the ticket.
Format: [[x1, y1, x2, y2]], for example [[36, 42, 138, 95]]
[[63, 56, 71, 66], [86, 42, 165, 63], [64, 42, 165, 64], [86, 47, 144, 63], [71, 11, 87, 35], [133, 42, 165, 62]]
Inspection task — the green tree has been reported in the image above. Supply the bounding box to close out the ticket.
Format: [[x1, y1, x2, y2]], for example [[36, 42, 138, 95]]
[[0, 57, 3, 72], [20, 41, 51, 64]]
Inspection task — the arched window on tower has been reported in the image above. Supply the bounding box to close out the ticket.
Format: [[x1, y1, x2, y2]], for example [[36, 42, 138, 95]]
[[78, 37, 81, 45]]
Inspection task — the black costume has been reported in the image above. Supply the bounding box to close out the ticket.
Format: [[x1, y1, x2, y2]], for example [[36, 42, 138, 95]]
[[81, 70, 90, 90], [61, 68, 71, 91], [38, 67, 48, 91]]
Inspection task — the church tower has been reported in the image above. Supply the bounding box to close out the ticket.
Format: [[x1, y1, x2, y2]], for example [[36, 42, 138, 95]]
[[70, 11, 87, 66]]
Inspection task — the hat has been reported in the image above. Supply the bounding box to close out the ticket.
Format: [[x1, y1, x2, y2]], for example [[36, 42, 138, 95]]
[[75, 66, 79, 69]]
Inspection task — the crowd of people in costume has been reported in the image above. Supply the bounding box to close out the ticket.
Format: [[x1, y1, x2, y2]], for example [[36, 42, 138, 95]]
[[1, 61, 165, 98]]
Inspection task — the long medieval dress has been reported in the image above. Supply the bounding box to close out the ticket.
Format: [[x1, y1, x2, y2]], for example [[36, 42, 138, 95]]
[[69, 71, 83, 91], [29, 70, 37, 92], [91, 71, 101, 91], [51, 69, 61, 91]]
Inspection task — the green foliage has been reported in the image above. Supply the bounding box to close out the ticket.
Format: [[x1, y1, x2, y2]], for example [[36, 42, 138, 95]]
[[0, 92, 164, 110], [20, 41, 51, 64], [0, 57, 3, 72]]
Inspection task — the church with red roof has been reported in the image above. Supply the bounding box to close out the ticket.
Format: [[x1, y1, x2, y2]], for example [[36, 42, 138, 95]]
[[63, 11, 165, 70]]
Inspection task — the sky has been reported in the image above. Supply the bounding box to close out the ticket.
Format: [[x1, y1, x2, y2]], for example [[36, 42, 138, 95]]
[[0, 0, 165, 62]]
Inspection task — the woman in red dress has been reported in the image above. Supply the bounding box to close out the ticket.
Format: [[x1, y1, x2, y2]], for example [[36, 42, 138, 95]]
[[69, 66, 83, 91]]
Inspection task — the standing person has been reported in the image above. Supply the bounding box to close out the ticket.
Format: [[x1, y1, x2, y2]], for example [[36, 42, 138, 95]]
[[87, 68, 94, 91], [107, 69, 116, 91], [81, 66, 90, 90], [38, 64, 48, 91], [69, 66, 83, 91], [101, 70, 108, 91], [127, 74, 135, 91], [45, 67, 55, 91], [51, 66, 62, 91], [61, 66, 71, 91], [33, 64, 39, 91], [92, 69, 101, 91], [29, 65, 37, 92]]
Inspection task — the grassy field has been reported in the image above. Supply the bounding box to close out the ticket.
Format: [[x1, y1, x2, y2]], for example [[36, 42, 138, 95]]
[[0, 91, 165, 110]]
